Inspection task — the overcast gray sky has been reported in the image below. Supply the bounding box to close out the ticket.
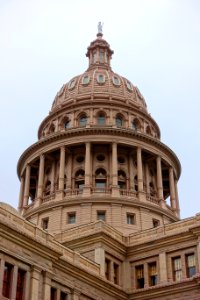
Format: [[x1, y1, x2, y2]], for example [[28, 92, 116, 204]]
[[0, 0, 199, 219]]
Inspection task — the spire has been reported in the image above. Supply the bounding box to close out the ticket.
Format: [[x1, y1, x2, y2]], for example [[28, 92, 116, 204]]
[[86, 23, 114, 70]]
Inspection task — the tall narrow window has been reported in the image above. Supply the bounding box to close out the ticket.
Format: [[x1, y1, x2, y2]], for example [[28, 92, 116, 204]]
[[79, 115, 87, 127], [60, 291, 68, 300], [127, 213, 135, 225], [186, 254, 196, 278], [148, 262, 157, 286], [3, 262, 13, 298], [105, 258, 111, 280], [68, 212, 76, 224], [51, 287, 57, 300], [115, 116, 123, 127], [113, 263, 119, 285], [172, 256, 182, 281], [42, 217, 49, 230], [99, 50, 104, 63], [136, 265, 144, 289], [16, 269, 26, 300], [97, 113, 106, 125]]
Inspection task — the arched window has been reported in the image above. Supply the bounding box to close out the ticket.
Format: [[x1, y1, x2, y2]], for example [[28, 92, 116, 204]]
[[116, 115, 123, 127], [132, 119, 140, 131], [149, 182, 156, 197], [79, 115, 87, 127], [118, 170, 126, 189], [49, 124, 55, 134], [146, 125, 152, 135], [75, 170, 85, 191], [134, 175, 138, 192], [95, 168, 107, 190], [99, 49, 104, 63], [97, 112, 106, 125], [44, 180, 51, 196]]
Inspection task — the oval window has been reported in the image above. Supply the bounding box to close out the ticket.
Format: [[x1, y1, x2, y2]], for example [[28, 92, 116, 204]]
[[68, 78, 76, 90], [112, 76, 120, 86], [97, 74, 105, 84], [82, 75, 90, 85], [126, 80, 133, 91]]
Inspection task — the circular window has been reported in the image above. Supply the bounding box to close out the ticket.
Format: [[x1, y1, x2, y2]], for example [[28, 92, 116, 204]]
[[96, 154, 105, 162], [118, 156, 125, 164], [68, 78, 76, 90]]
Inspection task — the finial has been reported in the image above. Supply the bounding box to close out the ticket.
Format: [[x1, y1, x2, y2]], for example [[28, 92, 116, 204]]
[[97, 22, 103, 35]]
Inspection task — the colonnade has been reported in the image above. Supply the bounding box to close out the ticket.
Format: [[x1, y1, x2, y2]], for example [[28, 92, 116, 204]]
[[18, 143, 180, 217]]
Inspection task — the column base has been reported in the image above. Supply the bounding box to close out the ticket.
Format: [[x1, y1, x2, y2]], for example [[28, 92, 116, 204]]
[[112, 186, 120, 197], [83, 186, 91, 196]]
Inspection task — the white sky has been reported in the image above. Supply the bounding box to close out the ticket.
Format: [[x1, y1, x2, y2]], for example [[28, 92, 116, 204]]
[[0, 0, 199, 219]]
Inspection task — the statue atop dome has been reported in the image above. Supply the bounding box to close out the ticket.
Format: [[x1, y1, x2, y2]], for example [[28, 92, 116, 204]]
[[97, 22, 103, 34]]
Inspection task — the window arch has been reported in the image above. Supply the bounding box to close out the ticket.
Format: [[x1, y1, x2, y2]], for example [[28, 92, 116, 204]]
[[118, 170, 126, 189], [75, 170, 85, 191], [44, 180, 51, 196], [79, 114, 87, 127], [132, 118, 140, 131], [116, 114, 123, 127], [61, 116, 71, 129], [49, 123, 55, 134], [95, 168, 107, 190], [149, 181, 156, 197], [97, 112, 106, 125], [146, 125, 152, 135]]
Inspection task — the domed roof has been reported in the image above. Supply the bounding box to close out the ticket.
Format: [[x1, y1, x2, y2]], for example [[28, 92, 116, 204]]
[[51, 32, 147, 113]]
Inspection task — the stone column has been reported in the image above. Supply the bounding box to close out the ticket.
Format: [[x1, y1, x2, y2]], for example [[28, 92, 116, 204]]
[[197, 239, 200, 273], [18, 175, 25, 210], [55, 289, 61, 300], [175, 179, 180, 217], [129, 152, 134, 191], [122, 261, 131, 290], [159, 252, 168, 283], [66, 151, 72, 192], [72, 290, 81, 300], [156, 156, 163, 199], [10, 265, 18, 300], [43, 271, 52, 300], [30, 267, 41, 300], [112, 142, 119, 196], [24, 271, 31, 300], [50, 161, 56, 193], [0, 259, 5, 297], [23, 164, 31, 206], [58, 146, 65, 191], [137, 147, 144, 201], [37, 155, 45, 202], [144, 263, 148, 288], [94, 248, 105, 276], [145, 164, 150, 194], [169, 167, 176, 211], [83, 142, 91, 196]]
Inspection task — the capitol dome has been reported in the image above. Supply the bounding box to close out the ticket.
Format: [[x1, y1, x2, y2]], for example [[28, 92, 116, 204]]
[[17, 30, 181, 236]]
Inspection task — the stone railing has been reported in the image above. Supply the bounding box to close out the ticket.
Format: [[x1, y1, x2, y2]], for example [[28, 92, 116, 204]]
[[91, 188, 111, 195]]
